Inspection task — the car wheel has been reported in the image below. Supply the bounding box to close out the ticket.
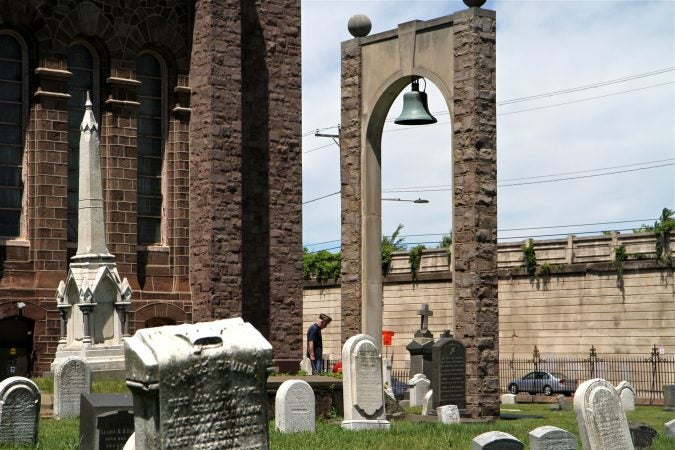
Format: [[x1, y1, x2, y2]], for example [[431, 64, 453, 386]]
[[509, 383, 518, 394], [543, 385, 553, 396]]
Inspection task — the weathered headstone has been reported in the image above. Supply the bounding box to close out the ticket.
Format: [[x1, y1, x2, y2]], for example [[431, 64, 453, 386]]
[[574, 378, 633, 450], [663, 384, 675, 412], [275, 379, 315, 433], [408, 374, 430, 407], [529, 425, 577, 450], [406, 304, 435, 380], [616, 381, 635, 412], [125, 318, 274, 449], [341, 334, 390, 430], [79, 393, 134, 450], [665, 418, 675, 438], [421, 390, 434, 416], [54, 356, 91, 419], [501, 393, 516, 405], [471, 431, 524, 450], [0, 376, 40, 446], [629, 423, 657, 450], [437, 404, 460, 424], [550, 394, 571, 411], [431, 332, 466, 409]]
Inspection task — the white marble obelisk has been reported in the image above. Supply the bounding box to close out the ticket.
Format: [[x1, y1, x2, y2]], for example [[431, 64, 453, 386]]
[[51, 93, 131, 376]]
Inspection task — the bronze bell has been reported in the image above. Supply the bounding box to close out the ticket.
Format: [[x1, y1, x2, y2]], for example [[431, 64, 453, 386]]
[[394, 78, 437, 126]]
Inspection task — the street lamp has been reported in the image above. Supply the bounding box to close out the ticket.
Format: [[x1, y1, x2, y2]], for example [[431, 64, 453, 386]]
[[382, 198, 429, 204]]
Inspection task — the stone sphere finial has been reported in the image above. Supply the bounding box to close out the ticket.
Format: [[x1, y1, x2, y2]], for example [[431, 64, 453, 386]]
[[348, 14, 372, 38], [464, 0, 487, 7]]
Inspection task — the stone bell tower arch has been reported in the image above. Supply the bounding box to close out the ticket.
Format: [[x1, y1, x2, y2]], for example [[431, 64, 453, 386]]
[[339, 2, 498, 418]]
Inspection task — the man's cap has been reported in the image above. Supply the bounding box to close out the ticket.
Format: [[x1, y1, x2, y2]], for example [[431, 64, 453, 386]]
[[319, 313, 332, 323]]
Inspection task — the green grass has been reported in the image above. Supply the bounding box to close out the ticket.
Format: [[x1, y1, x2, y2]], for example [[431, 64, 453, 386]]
[[30, 378, 129, 395], [1, 404, 672, 449]]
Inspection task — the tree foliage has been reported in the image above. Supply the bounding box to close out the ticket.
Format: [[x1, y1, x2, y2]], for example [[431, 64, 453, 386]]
[[302, 248, 341, 282], [381, 223, 406, 276]]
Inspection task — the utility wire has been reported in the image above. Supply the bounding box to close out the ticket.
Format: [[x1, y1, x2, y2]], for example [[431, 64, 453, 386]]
[[303, 218, 658, 249], [302, 190, 340, 204]]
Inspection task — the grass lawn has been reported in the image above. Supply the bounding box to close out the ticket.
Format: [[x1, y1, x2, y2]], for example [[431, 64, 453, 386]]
[[1, 404, 673, 449]]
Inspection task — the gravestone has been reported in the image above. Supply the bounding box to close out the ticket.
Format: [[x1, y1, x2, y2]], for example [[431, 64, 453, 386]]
[[275, 379, 315, 433], [125, 318, 274, 449], [97, 410, 135, 450], [408, 374, 430, 407], [54, 356, 91, 419], [574, 378, 633, 450], [663, 384, 675, 411], [341, 334, 390, 430], [616, 381, 635, 412], [629, 423, 657, 450], [79, 393, 134, 450], [529, 425, 577, 450], [421, 390, 434, 416], [0, 376, 40, 446], [471, 431, 524, 450], [501, 394, 516, 405], [431, 331, 466, 410], [665, 418, 675, 438], [550, 394, 571, 411], [437, 404, 460, 424], [406, 304, 434, 379]]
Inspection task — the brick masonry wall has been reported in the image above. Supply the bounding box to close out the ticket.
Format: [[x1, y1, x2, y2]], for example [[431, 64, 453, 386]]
[[0, 0, 194, 375]]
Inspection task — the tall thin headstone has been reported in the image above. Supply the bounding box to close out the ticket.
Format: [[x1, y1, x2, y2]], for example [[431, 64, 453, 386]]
[[125, 318, 273, 449], [574, 378, 633, 450], [275, 379, 315, 433], [0, 377, 40, 446], [432, 331, 466, 410], [616, 380, 635, 412], [54, 356, 91, 418], [341, 334, 390, 430]]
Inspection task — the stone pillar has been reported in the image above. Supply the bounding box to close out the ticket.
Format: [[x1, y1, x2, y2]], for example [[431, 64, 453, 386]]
[[190, 1, 302, 370], [451, 8, 498, 419], [339, 38, 364, 344], [79, 303, 95, 346], [57, 305, 70, 346]]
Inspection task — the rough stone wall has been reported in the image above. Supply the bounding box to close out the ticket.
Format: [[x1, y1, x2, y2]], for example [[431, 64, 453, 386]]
[[339, 39, 363, 344], [451, 9, 498, 419], [0, 0, 194, 374], [190, 0, 302, 369]]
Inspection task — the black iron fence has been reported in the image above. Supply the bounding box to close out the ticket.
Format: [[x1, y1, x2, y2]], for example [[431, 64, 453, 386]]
[[500, 345, 675, 402], [324, 346, 675, 402]]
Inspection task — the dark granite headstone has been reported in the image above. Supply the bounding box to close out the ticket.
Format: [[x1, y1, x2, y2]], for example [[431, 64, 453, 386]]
[[432, 334, 466, 409], [79, 393, 133, 450], [629, 422, 657, 450], [406, 340, 433, 380]]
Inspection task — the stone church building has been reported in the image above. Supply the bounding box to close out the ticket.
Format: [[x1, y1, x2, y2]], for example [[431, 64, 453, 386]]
[[0, 0, 302, 377]]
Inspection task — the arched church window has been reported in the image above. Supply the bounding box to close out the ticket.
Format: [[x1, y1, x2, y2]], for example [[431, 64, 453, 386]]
[[67, 43, 98, 242], [0, 32, 26, 237], [136, 52, 165, 245]]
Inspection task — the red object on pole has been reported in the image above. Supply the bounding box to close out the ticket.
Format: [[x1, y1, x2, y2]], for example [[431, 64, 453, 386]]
[[382, 330, 395, 346]]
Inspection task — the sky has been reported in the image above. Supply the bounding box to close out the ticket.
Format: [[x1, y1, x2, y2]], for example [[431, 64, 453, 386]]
[[300, 0, 675, 252]]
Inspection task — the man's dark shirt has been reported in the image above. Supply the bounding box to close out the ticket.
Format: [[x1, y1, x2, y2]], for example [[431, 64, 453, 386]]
[[307, 322, 322, 357]]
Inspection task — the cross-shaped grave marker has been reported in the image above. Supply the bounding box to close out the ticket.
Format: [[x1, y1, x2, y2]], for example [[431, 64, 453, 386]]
[[417, 304, 433, 331]]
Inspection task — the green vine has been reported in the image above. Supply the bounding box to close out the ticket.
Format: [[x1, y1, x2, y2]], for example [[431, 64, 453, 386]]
[[439, 233, 452, 264], [613, 244, 628, 281], [634, 207, 674, 266], [409, 245, 426, 280], [538, 262, 551, 277], [522, 239, 537, 276]]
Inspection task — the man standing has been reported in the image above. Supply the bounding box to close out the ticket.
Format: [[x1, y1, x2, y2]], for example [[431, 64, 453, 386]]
[[306, 313, 332, 374]]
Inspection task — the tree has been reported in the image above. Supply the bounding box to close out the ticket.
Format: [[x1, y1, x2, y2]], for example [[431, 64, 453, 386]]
[[381, 224, 406, 276]]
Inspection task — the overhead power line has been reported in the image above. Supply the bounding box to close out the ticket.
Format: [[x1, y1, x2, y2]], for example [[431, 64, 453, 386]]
[[303, 218, 659, 249]]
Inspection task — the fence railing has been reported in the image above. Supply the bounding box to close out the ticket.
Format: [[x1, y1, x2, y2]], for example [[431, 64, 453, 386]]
[[500, 345, 675, 402], [327, 346, 675, 402]]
